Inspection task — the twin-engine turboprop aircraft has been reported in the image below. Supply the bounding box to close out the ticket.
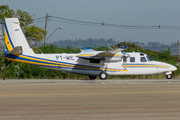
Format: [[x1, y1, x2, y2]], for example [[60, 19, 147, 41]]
[[3, 18, 177, 80]]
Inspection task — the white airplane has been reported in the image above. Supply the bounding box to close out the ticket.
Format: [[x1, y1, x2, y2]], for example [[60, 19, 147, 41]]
[[3, 18, 177, 80]]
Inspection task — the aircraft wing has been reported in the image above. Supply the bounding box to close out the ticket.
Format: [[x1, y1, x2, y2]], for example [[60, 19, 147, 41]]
[[77, 54, 105, 61], [77, 45, 128, 61], [77, 47, 104, 61], [96, 49, 122, 56], [96, 45, 128, 57]]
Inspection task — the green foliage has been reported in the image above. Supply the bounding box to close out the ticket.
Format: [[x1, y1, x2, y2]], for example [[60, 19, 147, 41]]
[[24, 26, 46, 47], [15, 9, 34, 28], [0, 5, 15, 24], [0, 5, 45, 47], [37, 44, 81, 54], [92, 46, 109, 51], [0, 5, 33, 27]]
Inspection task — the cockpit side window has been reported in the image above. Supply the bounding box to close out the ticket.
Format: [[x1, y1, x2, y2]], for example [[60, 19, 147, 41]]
[[130, 57, 135, 62], [140, 57, 147, 62], [146, 55, 154, 61]]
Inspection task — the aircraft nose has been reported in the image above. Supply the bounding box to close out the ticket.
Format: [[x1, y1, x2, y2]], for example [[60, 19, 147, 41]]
[[169, 65, 177, 71]]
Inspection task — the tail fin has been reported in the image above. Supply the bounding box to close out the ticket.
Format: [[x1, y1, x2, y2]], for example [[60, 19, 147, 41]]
[[4, 18, 34, 55]]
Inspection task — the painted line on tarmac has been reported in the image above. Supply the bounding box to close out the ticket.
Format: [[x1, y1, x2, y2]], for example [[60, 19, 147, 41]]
[[0, 89, 180, 97], [1, 106, 180, 111], [0, 79, 180, 85]]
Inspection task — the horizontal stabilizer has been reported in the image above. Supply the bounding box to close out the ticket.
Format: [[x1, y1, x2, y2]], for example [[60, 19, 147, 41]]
[[7, 46, 23, 55]]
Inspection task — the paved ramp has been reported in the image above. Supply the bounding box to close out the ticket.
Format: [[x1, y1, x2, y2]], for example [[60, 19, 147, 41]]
[[0, 79, 180, 120]]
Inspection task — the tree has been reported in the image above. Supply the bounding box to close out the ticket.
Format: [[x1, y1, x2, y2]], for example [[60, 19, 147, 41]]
[[15, 9, 34, 28], [0, 5, 15, 25], [24, 26, 46, 47], [0, 5, 46, 47], [0, 5, 15, 37]]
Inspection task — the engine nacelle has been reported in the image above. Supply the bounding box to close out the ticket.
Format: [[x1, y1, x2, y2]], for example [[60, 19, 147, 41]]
[[105, 57, 122, 62]]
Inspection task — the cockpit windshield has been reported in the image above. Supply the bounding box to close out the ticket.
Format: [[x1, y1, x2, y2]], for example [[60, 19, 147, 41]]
[[146, 55, 154, 61]]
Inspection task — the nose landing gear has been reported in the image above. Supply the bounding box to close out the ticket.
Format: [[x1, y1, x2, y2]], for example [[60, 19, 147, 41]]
[[166, 72, 172, 79], [166, 74, 172, 79]]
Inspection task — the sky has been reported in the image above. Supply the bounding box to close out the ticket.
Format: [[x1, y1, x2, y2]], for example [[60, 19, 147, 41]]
[[1, 0, 180, 44]]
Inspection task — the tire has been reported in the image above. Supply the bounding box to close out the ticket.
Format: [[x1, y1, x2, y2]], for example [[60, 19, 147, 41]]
[[99, 71, 108, 80], [166, 74, 172, 79], [88, 75, 97, 80]]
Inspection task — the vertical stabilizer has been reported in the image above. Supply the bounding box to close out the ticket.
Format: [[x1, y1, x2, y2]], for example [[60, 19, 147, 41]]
[[4, 18, 34, 54]]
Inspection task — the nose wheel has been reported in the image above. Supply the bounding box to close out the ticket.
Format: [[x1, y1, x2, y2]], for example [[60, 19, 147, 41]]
[[99, 71, 108, 80], [166, 74, 172, 79]]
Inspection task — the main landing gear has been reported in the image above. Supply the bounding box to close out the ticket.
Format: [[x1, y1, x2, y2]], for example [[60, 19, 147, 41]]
[[88, 63, 108, 80], [88, 71, 108, 80], [98, 62, 108, 80], [99, 71, 108, 80], [88, 75, 97, 80]]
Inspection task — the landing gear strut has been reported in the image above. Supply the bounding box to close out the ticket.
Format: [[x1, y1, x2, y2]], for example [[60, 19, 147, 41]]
[[99, 71, 108, 80], [99, 62, 108, 80]]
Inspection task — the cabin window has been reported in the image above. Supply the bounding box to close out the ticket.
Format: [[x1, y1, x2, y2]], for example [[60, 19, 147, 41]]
[[146, 56, 154, 61], [130, 57, 135, 62], [140, 57, 147, 62]]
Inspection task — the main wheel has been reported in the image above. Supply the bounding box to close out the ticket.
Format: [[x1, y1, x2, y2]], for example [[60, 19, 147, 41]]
[[166, 74, 172, 79], [99, 71, 108, 80], [88, 75, 97, 80]]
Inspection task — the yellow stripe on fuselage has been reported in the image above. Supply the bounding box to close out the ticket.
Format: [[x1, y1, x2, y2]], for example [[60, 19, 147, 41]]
[[124, 65, 169, 69], [77, 54, 92, 57], [5, 29, 13, 52]]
